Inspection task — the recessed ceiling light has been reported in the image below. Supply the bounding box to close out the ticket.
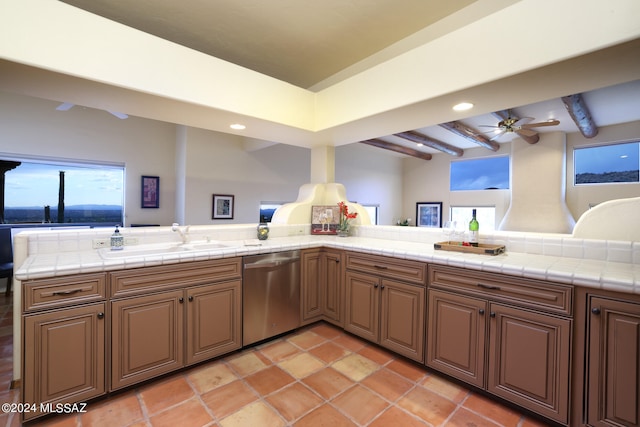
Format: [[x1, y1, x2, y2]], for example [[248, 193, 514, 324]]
[[230, 123, 246, 130], [453, 102, 474, 111]]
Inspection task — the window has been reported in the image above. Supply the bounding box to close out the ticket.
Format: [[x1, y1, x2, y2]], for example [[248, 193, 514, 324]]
[[450, 156, 509, 191], [450, 206, 496, 232], [259, 203, 285, 222], [362, 204, 379, 225], [4, 159, 124, 224], [574, 142, 640, 184]]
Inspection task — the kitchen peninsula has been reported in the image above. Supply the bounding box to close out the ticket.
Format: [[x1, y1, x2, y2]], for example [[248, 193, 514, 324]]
[[12, 224, 640, 425]]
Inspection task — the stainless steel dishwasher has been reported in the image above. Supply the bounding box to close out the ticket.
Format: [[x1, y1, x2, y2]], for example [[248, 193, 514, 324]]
[[242, 250, 301, 346]]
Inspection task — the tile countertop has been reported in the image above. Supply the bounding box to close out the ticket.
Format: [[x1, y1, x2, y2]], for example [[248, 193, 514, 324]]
[[14, 233, 640, 295]]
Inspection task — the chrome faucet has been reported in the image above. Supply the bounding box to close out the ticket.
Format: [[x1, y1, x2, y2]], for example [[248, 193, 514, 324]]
[[171, 223, 191, 244]]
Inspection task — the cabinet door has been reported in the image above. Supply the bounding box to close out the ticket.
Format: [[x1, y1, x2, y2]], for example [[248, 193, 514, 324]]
[[426, 289, 486, 388], [301, 250, 324, 324], [323, 250, 343, 325], [587, 297, 640, 427], [186, 280, 242, 365], [344, 271, 379, 342], [111, 290, 184, 390], [380, 279, 425, 362], [488, 303, 571, 425], [23, 303, 106, 421]]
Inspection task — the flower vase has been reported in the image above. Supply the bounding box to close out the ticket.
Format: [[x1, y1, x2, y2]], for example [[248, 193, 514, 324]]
[[337, 225, 350, 237]]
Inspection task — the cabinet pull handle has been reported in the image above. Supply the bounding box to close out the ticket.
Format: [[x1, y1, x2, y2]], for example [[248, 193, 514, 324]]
[[477, 283, 501, 291], [479, 309, 485, 315], [179, 297, 184, 303], [374, 265, 388, 270], [591, 307, 601, 315], [52, 288, 83, 296], [490, 312, 496, 318], [188, 296, 194, 302], [97, 312, 104, 319]]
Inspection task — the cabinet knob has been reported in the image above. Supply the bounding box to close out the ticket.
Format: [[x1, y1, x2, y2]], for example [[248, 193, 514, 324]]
[[591, 307, 601, 315], [97, 312, 104, 319], [374, 284, 379, 288], [179, 297, 184, 303], [188, 296, 194, 302], [380, 284, 385, 290], [479, 309, 485, 315], [490, 312, 496, 318]]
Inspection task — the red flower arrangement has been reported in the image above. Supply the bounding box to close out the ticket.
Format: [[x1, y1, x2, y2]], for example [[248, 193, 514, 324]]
[[338, 201, 358, 234]]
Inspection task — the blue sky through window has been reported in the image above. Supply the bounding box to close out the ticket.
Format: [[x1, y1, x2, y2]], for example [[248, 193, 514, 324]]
[[574, 142, 639, 174], [450, 156, 509, 191]]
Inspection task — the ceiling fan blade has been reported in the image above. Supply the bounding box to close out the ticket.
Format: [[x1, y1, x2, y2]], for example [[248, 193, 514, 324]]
[[513, 117, 534, 126], [108, 111, 129, 119], [56, 102, 75, 111], [489, 130, 506, 141], [521, 119, 560, 129], [516, 128, 538, 137]]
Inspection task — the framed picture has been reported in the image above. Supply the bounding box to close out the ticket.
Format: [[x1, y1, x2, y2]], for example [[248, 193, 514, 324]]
[[416, 202, 443, 228], [141, 176, 159, 208], [310, 205, 340, 235], [212, 194, 234, 219]]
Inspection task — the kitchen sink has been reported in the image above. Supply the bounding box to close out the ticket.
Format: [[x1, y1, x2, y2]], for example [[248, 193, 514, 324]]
[[98, 241, 233, 259]]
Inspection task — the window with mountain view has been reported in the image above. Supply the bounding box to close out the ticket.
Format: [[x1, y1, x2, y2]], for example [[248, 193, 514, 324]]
[[3, 159, 124, 225], [574, 141, 640, 185]]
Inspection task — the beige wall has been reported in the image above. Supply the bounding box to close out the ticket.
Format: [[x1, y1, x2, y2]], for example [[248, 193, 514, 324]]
[[1, 91, 637, 229], [566, 121, 640, 219]]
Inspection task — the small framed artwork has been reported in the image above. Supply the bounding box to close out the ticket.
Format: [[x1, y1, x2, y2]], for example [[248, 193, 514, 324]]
[[141, 176, 159, 208], [311, 205, 340, 235], [212, 194, 234, 219], [416, 202, 443, 228]]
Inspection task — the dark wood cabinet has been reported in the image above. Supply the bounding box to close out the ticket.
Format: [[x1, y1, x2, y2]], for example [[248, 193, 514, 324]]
[[344, 252, 425, 362], [301, 248, 343, 326], [427, 265, 572, 425], [585, 296, 640, 427]]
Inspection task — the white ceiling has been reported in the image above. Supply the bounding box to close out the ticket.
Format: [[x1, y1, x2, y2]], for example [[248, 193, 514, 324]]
[[11, 1, 640, 156]]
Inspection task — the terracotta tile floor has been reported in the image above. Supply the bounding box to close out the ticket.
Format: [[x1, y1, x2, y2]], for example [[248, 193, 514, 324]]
[[0, 289, 551, 427]]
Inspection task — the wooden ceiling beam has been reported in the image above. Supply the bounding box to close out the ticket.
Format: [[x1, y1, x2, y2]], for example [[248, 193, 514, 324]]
[[360, 139, 432, 161], [561, 93, 598, 138], [439, 121, 500, 151], [394, 131, 464, 157]]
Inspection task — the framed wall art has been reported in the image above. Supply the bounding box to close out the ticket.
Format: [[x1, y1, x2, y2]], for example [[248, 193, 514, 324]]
[[212, 194, 234, 219], [141, 176, 159, 208], [416, 202, 443, 228], [311, 205, 340, 235]]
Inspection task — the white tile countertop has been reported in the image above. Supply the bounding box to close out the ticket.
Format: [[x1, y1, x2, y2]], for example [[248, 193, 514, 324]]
[[12, 224, 640, 295]]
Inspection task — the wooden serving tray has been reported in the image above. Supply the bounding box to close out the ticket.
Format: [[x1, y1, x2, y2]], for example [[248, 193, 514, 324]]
[[434, 241, 506, 256]]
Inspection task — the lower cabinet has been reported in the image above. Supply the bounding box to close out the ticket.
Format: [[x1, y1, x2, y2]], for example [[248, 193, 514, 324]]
[[301, 248, 343, 326], [111, 279, 241, 390], [585, 295, 640, 427], [427, 266, 573, 425], [23, 303, 106, 421], [345, 270, 425, 362]]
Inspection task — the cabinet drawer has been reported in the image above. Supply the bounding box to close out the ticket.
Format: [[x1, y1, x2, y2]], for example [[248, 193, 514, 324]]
[[429, 265, 572, 316], [345, 252, 426, 285], [110, 258, 241, 298], [23, 273, 107, 312]]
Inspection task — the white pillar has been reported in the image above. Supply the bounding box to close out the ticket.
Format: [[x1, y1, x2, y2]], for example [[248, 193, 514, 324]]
[[175, 125, 187, 224], [310, 145, 335, 184]]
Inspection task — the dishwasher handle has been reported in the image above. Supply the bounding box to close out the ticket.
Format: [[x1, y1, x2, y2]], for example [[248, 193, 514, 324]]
[[244, 257, 299, 270]]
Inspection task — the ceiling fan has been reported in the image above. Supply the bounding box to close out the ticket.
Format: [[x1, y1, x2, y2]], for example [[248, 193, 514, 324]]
[[480, 110, 559, 141], [56, 102, 128, 119]]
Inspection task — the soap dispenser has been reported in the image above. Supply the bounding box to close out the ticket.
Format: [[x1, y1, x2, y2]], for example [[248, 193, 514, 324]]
[[111, 225, 124, 250]]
